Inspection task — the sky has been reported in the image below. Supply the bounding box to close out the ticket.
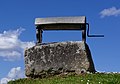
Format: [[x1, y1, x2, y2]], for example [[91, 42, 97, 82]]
[[0, 0, 120, 83]]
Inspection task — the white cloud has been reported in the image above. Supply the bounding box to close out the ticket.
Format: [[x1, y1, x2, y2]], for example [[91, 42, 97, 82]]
[[0, 78, 10, 84], [0, 67, 25, 84], [7, 67, 24, 79], [0, 28, 35, 61], [100, 7, 120, 18]]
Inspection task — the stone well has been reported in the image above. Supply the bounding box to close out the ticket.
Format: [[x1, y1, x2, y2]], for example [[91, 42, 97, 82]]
[[24, 41, 95, 77]]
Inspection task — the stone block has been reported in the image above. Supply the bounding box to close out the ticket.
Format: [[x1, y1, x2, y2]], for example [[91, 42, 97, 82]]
[[24, 41, 95, 77]]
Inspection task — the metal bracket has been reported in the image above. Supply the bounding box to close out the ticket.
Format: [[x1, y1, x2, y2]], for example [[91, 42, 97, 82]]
[[86, 23, 104, 37]]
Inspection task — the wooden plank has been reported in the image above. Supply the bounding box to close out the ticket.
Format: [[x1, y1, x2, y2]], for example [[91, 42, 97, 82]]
[[38, 24, 86, 30], [35, 16, 86, 26]]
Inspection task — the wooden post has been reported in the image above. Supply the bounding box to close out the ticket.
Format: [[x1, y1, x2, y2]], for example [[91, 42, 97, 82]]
[[82, 29, 86, 42], [36, 26, 42, 43]]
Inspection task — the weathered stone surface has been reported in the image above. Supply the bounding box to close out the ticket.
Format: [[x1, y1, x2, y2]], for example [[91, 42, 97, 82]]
[[24, 41, 95, 78]]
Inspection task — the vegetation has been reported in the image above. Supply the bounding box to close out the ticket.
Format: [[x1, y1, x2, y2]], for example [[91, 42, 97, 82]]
[[8, 73, 120, 84]]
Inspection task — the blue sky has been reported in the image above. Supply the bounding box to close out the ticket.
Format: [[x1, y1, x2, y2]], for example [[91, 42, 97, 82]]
[[0, 0, 120, 83]]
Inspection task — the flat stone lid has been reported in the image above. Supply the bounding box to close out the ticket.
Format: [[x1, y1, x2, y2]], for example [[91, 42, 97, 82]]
[[35, 16, 86, 26]]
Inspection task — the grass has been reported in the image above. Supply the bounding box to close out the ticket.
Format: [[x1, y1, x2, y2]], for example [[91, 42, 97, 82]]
[[8, 73, 120, 84]]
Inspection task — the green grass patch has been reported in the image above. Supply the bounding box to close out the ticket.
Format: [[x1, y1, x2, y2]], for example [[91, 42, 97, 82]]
[[8, 73, 120, 84]]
